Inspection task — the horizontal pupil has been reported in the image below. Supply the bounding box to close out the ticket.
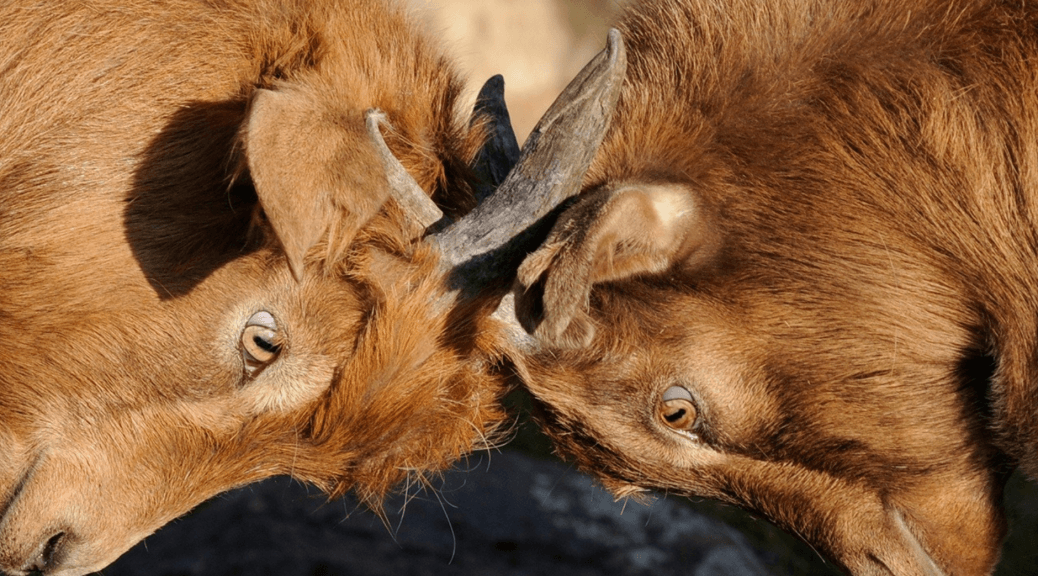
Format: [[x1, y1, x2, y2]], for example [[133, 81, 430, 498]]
[[253, 335, 280, 353], [665, 408, 686, 423]]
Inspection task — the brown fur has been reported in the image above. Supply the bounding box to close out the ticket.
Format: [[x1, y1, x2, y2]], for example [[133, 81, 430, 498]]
[[0, 1, 509, 574], [517, 0, 1038, 573]]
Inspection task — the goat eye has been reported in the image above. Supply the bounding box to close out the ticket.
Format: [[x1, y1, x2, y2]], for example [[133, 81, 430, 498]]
[[241, 311, 282, 373], [658, 385, 697, 432]]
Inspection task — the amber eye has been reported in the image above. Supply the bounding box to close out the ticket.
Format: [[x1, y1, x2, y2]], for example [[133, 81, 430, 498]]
[[658, 385, 697, 432], [241, 311, 283, 373]]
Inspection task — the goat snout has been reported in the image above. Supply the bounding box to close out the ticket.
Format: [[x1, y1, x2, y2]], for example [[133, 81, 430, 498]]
[[1, 528, 70, 576]]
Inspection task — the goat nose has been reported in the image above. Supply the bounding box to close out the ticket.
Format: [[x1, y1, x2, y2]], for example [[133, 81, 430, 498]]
[[19, 531, 67, 575]]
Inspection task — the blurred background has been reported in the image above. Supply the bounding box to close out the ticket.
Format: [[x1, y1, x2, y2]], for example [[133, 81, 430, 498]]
[[103, 0, 1038, 574], [408, 0, 625, 143]]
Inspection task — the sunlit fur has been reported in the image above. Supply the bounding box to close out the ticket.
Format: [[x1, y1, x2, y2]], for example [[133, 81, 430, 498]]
[[0, 1, 509, 574], [519, 0, 1038, 574]]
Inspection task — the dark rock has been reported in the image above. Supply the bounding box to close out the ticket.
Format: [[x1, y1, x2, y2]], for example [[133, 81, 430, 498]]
[[103, 450, 772, 576]]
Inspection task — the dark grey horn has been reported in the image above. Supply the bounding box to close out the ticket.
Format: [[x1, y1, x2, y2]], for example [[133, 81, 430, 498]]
[[365, 109, 444, 229], [430, 28, 627, 299], [469, 74, 522, 205]]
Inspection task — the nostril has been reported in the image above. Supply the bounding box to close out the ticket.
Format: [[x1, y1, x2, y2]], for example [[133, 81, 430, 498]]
[[21, 531, 66, 574], [40, 532, 65, 569]]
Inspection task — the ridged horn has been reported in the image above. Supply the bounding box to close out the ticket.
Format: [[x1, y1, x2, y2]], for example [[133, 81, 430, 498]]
[[430, 29, 627, 305], [365, 109, 444, 229]]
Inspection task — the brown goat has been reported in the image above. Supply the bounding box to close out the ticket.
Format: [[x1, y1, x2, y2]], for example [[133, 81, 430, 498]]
[[512, 0, 1038, 574], [0, 1, 528, 573]]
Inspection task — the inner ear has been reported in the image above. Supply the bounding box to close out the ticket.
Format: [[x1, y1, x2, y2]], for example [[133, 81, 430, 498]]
[[242, 86, 386, 278], [584, 183, 705, 284], [516, 182, 713, 348]]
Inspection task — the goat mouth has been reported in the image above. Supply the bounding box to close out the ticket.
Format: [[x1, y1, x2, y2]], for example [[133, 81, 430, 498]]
[[879, 507, 947, 576], [0, 476, 27, 524], [823, 505, 948, 576], [0, 454, 40, 525]]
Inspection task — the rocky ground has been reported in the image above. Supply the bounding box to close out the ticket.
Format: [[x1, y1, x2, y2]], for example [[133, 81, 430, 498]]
[[100, 446, 1038, 576], [104, 449, 822, 576]]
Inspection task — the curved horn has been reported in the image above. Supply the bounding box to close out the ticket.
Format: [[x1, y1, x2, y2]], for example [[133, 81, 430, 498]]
[[430, 29, 627, 300], [470, 74, 522, 204], [365, 109, 444, 229]]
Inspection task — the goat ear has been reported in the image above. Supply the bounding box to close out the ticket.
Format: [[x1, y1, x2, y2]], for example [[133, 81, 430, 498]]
[[516, 183, 710, 348], [243, 87, 386, 279]]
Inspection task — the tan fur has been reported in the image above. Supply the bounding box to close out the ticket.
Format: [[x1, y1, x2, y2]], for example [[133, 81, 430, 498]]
[[0, 1, 508, 574], [518, 181, 716, 347], [518, 0, 1038, 573]]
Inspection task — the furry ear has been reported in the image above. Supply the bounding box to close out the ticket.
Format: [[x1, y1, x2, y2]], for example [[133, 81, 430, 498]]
[[516, 182, 712, 348], [243, 86, 386, 278]]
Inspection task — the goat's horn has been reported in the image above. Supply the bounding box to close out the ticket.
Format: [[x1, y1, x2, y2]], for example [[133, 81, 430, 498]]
[[470, 74, 522, 204], [365, 109, 444, 229], [430, 29, 627, 298]]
